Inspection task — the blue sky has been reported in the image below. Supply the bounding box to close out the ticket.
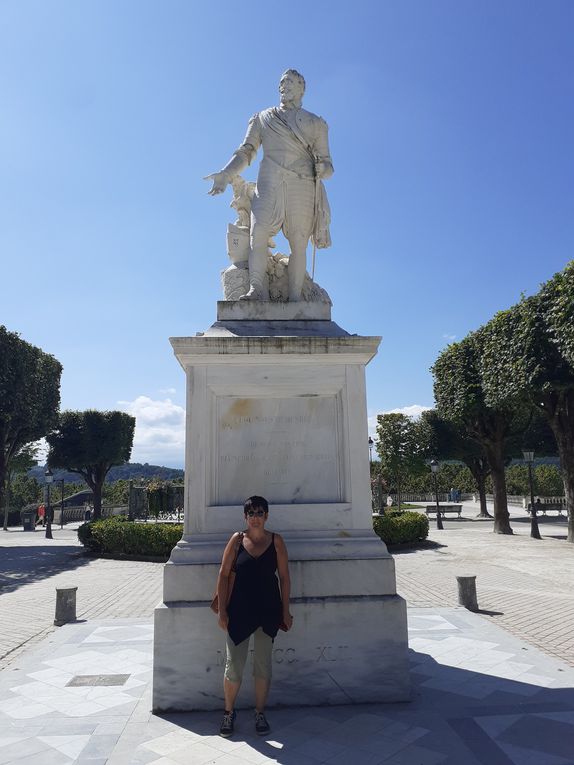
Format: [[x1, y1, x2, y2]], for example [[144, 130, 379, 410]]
[[2, 1, 573, 466]]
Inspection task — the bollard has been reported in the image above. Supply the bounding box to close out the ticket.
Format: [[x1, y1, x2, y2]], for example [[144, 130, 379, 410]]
[[54, 586, 78, 626], [456, 576, 479, 612]]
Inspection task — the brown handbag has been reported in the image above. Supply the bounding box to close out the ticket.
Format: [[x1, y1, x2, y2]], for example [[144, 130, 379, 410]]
[[210, 533, 243, 614]]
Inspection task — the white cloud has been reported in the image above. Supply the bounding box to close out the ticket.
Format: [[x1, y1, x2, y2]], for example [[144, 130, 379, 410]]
[[368, 405, 432, 440], [159, 387, 177, 395], [117, 395, 185, 466], [442, 333, 457, 341], [383, 404, 431, 419]]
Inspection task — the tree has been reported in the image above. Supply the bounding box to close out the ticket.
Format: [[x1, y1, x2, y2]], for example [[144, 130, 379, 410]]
[[47, 411, 136, 520], [2, 444, 39, 530], [0, 326, 62, 526], [422, 410, 492, 518], [375, 413, 428, 511], [432, 334, 530, 534], [479, 261, 574, 541]]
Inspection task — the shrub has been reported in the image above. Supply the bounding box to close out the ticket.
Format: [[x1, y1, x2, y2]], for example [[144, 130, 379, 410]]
[[373, 510, 429, 546], [78, 517, 183, 558]]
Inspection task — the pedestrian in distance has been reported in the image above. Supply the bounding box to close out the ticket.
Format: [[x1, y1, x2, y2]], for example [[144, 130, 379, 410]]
[[215, 496, 293, 738]]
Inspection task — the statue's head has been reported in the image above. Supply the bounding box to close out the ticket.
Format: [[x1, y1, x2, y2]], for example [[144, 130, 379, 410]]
[[279, 69, 305, 103]]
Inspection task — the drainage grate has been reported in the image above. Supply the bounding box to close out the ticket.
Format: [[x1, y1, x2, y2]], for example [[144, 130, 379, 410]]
[[67, 674, 130, 687]]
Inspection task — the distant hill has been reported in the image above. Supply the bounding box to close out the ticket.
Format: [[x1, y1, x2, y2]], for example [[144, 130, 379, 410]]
[[29, 462, 184, 484]]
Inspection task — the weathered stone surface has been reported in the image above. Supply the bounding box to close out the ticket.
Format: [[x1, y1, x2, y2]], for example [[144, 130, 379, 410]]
[[221, 253, 332, 305], [153, 326, 410, 711], [205, 319, 347, 336], [153, 591, 409, 711], [206, 70, 334, 302]]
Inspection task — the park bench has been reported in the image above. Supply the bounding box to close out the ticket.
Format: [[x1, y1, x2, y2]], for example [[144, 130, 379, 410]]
[[527, 502, 565, 516], [426, 504, 463, 517]]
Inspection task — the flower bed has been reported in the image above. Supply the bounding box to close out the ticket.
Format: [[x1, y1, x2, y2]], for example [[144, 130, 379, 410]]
[[78, 517, 183, 559], [373, 510, 429, 546]]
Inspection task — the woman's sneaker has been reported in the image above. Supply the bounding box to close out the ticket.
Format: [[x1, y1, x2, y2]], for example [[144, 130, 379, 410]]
[[220, 710, 236, 737], [255, 711, 270, 735]]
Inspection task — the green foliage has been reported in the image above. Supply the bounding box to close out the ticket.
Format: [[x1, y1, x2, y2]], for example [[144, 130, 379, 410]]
[[105, 463, 184, 481], [432, 333, 532, 533], [47, 410, 136, 519], [433, 333, 530, 446], [533, 464, 564, 496], [504, 464, 563, 496], [78, 517, 183, 558], [543, 260, 574, 368], [146, 479, 170, 518], [102, 479, 131, 506], [476, 261, 574, 540], [401, 462, 477, 494], [9, 474, 42, 510], [0, 326, 61, 518], [375, 413, 429, 500], [373, 511, 429, 546]]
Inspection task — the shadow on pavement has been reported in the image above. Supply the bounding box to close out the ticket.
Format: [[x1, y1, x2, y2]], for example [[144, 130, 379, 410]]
[[0, 545, 91, 594], [389, 540, 448, 556], [476, 608, 505, 616], [149, 649, 574, 765]]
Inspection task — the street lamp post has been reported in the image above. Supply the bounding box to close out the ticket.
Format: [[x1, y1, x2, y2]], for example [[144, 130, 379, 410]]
[[429, 459, 444, 530], [45, 468, 54, 540], [368, 437, 374, 464], [60, 478, 65, 529], [523, 450, 541, 540]]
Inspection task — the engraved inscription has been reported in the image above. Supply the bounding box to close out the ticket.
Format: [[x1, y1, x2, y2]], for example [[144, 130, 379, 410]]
[[215, 648, 297, 666], [316, 645, 351, 662], [216, 397, 341, 505]]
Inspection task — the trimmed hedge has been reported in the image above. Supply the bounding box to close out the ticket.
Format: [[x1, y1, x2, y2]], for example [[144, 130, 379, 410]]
[[78, 517, 183, 558], [373, 510, 429, 546]]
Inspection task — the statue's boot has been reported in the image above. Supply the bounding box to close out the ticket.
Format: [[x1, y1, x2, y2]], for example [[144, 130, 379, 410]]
[[241, 241, 270, 300], [239, 285, 269, 301]]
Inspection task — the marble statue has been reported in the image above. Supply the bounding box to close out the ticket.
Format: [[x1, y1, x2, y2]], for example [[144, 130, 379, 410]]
[[205, 69, 334, 302], [230, 176, 255, 230]]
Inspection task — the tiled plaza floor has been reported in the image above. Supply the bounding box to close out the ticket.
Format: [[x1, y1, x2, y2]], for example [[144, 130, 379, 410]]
[[1, 609, 573, 765]]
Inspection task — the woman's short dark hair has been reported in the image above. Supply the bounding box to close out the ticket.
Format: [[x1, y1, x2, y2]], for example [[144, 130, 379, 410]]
[[244, 495, 269, 514]]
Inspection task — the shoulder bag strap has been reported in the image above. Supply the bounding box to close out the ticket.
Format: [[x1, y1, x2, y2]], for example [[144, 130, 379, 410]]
[[230, 532, 243, 573]]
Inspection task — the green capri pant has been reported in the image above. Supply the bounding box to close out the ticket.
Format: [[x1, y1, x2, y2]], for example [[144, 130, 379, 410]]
[[224, 628, 273, 683]]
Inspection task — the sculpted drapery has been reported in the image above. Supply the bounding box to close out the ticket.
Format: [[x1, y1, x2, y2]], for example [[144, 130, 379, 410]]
[[206, 70, 333, 302]]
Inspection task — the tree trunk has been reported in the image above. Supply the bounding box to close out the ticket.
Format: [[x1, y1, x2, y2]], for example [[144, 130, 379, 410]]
[[0, 451, 6, 531], [1, 479, 7, 531], [466, 458, 491, 518], [564, 467, 574, 544], [477, 476, 490, 518], [484, 440, 512, 534], [92, 480, 103, 520], [547, 392, 574, 543], [397, 476, 401, 513]]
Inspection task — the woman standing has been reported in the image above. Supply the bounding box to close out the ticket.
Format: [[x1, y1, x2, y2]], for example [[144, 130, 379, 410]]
[[216, 495, 293, 737]]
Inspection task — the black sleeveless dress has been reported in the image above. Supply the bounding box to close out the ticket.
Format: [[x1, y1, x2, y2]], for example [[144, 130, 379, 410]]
[[227, 533, 283, 646]]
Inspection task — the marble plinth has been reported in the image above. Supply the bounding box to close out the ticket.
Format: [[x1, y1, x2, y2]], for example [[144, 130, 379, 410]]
[[153, 586, 409, 712], [153, 318, 410, 710], [217, 300, 331, 321]]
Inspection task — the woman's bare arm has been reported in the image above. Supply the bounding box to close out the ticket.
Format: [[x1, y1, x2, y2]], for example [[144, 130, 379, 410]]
[[275, 533, 293, 630], [216, 532, 241, 631]]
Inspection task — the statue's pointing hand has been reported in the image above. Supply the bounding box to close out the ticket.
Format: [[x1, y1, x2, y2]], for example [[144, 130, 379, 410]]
[[204, 172, 229, 196]]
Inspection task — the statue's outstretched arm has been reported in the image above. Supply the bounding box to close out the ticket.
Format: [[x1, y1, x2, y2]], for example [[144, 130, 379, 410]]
[[204, 149, 249, 195], [204, 114, 261, 195]]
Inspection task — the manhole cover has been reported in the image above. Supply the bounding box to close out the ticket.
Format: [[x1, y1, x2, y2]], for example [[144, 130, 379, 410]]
[[67, 674, 130, 687]]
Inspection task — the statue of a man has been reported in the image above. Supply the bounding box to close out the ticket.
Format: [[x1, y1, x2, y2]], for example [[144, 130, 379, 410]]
[[205, 69, 334, 302]]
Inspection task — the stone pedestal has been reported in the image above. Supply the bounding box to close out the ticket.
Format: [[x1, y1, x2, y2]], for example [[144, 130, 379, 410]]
[[152, 304, 410, 711]]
